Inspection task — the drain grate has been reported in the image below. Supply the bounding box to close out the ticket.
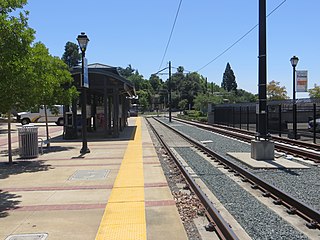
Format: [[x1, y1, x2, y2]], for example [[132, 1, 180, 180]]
[[5, 233, 48, 240], [68, 169, 110, 181]]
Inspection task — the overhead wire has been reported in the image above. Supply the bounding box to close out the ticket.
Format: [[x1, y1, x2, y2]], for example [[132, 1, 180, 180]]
[[158, 0, 183, 70], [196, 0, 287, 73]]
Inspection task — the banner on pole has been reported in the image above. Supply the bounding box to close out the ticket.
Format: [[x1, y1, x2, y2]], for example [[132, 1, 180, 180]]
[[296, 70, 308, 92], [82, 58, 89, 88]]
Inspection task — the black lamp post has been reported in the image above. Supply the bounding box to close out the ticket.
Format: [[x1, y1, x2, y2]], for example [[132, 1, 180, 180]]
[[257, 0, 268, 140], [290, 55, 299, 140], [77, 32, 90, 154], [251, 0, 275, 161]]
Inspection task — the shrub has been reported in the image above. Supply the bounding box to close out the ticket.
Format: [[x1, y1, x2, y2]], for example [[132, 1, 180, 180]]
[[185, 110, 201, 118]]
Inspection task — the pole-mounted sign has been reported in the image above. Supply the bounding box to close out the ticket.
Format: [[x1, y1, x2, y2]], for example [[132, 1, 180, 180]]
[[296, 70, 308, 92]]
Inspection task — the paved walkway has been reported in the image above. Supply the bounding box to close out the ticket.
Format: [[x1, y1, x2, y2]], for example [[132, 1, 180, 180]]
[[0, 117, 187, 240]]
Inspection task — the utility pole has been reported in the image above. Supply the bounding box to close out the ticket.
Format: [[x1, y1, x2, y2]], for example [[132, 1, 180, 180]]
[[257, 0, 267, 139], [251, 0, 274, 160], [169, 61, 172, 122], [154, 62, 172, 122]]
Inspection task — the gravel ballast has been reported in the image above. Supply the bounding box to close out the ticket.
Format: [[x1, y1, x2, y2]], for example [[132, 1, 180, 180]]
[[169, 120, 320, 212], [154, 117, 320, 239], [175, 147, 309, 240]]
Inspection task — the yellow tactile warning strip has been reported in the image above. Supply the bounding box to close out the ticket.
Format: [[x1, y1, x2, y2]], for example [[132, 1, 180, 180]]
[[95, 117, 146, 240]]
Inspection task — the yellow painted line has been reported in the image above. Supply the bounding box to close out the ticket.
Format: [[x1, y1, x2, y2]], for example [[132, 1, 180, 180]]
[[96, 117, 146, 240]]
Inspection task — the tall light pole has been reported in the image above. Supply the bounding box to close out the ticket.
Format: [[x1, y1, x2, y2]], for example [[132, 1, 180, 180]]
[[168, 61, 172, 122], [290, 55, 299, 140], [154, 62, 172, 122], [77, 32, 90, 154], [251, 0, 274, 160], [257, 0, 267, 140]]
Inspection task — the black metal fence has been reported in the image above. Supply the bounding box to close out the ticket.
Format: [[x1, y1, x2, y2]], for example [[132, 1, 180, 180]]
[[209, 99, 320, 143]]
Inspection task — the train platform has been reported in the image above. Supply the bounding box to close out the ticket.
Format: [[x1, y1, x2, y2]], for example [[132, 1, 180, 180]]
[[0, 117, 187, 240]]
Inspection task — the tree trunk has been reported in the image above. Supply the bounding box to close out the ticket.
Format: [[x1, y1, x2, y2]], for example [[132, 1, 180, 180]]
[[7, 111, 13, 164]]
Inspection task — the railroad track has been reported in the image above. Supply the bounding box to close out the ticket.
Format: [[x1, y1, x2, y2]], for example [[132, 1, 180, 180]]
[[146, 117, 239, 240], [173, 117, 320, 163], [147, 116, 320, 239]]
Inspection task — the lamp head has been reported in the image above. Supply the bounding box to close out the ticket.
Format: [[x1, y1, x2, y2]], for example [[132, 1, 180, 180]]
[[290, 55, 299, 67], [77, 32, 89, 52]]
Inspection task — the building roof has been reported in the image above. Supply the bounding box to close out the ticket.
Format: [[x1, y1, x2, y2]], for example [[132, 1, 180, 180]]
[[71, 63, 136, 97]]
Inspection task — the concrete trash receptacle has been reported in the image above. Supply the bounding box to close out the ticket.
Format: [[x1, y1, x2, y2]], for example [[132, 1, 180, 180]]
[[18, 125, 39, 158]]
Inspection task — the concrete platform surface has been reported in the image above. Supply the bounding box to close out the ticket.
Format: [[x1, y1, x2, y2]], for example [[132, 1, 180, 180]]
[[0, 117, 187, 240], [227, 152, 310, 169]]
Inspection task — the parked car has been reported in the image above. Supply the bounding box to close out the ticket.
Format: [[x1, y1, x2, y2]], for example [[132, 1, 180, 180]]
[[128, 109, 138, 117], [17, 105, 64, 126], [308, 118, 320, 132]]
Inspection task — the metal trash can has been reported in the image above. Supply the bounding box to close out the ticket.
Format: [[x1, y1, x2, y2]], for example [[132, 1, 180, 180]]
[[18, 125, 39, 158]]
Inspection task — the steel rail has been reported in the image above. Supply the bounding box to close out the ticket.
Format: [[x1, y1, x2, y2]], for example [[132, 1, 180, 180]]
[[146, 117, 239, 240], [173, 117, 320, 163], [153, 117, 320, 230], [173, 117, 320, 151]]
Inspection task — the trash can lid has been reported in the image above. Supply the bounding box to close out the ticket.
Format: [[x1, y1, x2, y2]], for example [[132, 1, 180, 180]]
[[22, 124, 38, 128]]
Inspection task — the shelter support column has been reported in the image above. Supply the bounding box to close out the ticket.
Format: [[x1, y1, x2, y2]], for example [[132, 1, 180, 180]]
[[112, 86, 119, 137], [103, 83, 110, 137], [108, 95, 112, 134], [92, 94, 97, 131], [120, 95, 126, 131]]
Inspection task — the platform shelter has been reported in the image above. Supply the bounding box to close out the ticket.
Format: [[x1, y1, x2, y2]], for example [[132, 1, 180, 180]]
[[64, 63, 136, 139]]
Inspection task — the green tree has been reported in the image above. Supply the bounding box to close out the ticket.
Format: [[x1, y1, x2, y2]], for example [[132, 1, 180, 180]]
[[179, 72, 205, 108], [118, 64, 135, 78], [0, 1, 35, 113], [127, 70, 145, 91], [210, 82, 222, 94], [221, 62, 237, 92], [31, 42, 78, 145], [194, 93, 223, 113], [178, 99, 188, 111], [61, 41, 81, 68], [267, 80, 288, 100], [234, 89, 257, 102], [308, 84, 320, 99], [0, 0, 27, 12], [137, 90, 150, 112], [176, 66, 184, 73], [31, 42, 77, 105], [0, 1, 78, 162], [171, 67, 185, 92], [149, 74, 162, 93], [0, 0, 35, 163]]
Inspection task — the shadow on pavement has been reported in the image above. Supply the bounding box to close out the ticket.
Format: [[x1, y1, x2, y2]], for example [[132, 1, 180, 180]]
[[0, 190, 21, 218], [0, 160, 52, 180], [40, 146, 75, 155], [0, 160, 51, 218], [49, 126, 137, 142], [0, 148, 20, 156]]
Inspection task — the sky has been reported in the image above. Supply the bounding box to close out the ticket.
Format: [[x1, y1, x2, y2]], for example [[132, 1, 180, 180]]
[[23, 0, 319, 98]]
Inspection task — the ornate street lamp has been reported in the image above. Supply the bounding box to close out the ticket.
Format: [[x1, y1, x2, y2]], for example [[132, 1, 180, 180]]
[[290, 56, 299, 69], [77, 32, 89, 53], [77, 32, 90, 154], [290, 55, 299, 139]]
